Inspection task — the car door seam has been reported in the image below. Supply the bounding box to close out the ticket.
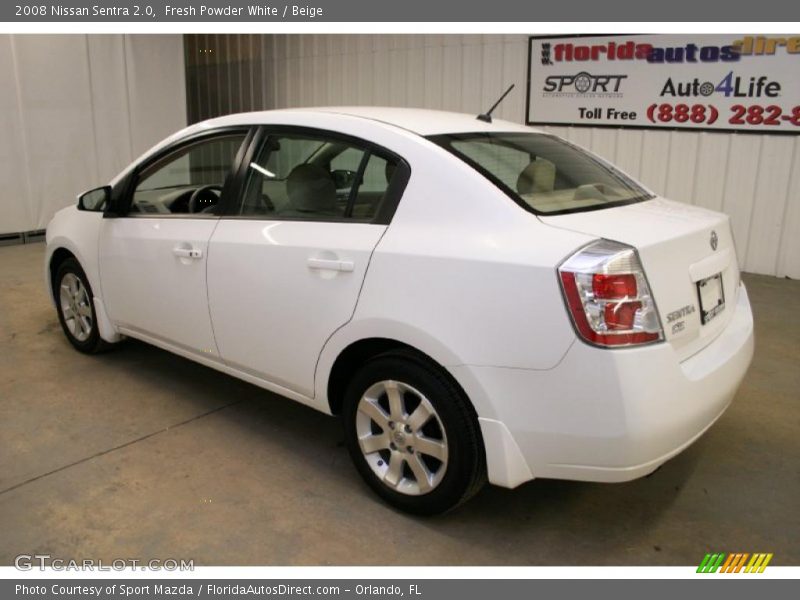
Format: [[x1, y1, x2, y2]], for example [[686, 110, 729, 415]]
[[311, 224, 391, 400], [204, 217, 225, 358]]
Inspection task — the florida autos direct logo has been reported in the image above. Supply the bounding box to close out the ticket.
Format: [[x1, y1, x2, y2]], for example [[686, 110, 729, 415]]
[[545, 40, 741, 64], [541, 37, 800, 65], [697, 552, 774, 573]]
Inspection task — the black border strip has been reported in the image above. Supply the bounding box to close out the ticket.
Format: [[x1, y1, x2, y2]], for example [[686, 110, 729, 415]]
[[526, 34, 800, 136]]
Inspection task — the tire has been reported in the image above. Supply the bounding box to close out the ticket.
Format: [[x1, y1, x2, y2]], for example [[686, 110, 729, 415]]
[[53, 258, 113, 354], [343, 349, 486, 515]]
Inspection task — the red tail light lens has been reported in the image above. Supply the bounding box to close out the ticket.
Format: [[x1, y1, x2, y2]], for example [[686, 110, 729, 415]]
[[604, 300, 642, 330], [558, 240, 663, 348], [592, 273, 637, 299]]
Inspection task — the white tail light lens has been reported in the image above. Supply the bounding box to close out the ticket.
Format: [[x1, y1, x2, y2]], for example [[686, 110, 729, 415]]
[[558, 239, 663, 347]]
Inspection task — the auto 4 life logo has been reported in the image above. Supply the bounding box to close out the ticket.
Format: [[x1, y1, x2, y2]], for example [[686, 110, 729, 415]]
[[697, 552, 774, 573], [661, 71, 781, 99]]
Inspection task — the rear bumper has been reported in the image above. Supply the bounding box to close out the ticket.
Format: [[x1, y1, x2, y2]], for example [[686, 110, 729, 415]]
[[453, 283, 754, 488]]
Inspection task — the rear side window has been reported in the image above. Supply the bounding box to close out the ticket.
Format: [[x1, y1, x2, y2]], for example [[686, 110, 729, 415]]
[[429, 132, 652, 215], [238, 133, 399, 221]]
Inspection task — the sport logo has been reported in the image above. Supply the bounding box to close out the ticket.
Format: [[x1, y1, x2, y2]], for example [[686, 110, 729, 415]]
[[543, 72, 627, 96], [697, 553, 773, 573]]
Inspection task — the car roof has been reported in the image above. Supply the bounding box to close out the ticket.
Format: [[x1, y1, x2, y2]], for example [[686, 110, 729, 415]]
[[198, 107, 539, 136], [112, 107, 542, 187]]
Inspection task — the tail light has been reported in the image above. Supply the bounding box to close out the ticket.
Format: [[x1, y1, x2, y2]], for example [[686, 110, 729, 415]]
[[558, 239, 663, 348]]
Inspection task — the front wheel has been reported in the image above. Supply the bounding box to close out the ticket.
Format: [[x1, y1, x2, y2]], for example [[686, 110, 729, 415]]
[[343, 350, 486, 515], [54, 258, 112, 354]]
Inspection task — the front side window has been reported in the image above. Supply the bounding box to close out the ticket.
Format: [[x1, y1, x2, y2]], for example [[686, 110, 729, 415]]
[[238, 132, 398, 221], [130, 132, 247, 215], [429, 132, 652, 215]]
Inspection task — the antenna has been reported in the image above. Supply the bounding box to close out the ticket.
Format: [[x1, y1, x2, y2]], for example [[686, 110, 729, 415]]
[[477, 84, 515, 123]]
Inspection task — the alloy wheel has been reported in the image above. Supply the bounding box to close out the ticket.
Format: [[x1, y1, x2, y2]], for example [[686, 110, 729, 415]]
[[59, 272, 93, 342], [355, 380, 448, 496]]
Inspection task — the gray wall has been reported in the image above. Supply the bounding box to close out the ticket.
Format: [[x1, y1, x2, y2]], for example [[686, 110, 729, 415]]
[[184, 34, 270, 124], [2, 33, 798, 278], [261, 34, 800, 279], [0, 34, 187, 235]]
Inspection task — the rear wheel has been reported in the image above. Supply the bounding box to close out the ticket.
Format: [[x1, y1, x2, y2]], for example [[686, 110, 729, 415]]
[[343, 350, 486, 515], [54, 258, 112, 354]]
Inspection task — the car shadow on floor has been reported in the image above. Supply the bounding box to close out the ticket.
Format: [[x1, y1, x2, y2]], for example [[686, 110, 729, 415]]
[[90, 336, 709, 563]]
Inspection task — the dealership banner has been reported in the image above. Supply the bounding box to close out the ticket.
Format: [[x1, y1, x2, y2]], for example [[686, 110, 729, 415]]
[[528, 35, 800, 133]]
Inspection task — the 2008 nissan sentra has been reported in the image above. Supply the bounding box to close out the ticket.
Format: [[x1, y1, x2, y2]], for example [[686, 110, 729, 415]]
[[45, 107, 754, 514]]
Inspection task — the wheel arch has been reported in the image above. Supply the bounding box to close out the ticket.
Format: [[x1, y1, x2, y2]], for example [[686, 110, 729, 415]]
[[47, 246, 78, 302], [327, 338, 411, 416], [323, 334, 480, 425], [45, 238, 121, 345], [322, 333, 533, 490]]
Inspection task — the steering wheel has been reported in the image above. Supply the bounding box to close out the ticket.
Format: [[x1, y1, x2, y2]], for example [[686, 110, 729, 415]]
[[188, 185, 222, 214]]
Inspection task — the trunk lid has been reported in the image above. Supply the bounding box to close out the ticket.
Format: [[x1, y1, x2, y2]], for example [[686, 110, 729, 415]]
[[541, 198, 741, 361]]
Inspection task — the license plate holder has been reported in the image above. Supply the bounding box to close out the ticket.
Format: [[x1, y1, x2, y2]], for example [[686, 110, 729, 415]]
[[696, 272, 725, 325]]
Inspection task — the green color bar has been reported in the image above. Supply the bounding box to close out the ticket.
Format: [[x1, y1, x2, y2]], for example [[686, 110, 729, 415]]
[[697, 553, 713, 573], [697, 553, 728, 573], [710, 553, 727, 573], [705, 553, 720, 573]]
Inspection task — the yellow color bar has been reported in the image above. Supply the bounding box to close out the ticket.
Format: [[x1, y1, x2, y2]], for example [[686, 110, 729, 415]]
[[745, 554, 759, 573], [758, 553, 773, 573], [749, 554, 766, 573]]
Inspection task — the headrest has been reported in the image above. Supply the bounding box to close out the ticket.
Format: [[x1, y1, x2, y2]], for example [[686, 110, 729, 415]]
[[516, 159, 556, 195], [286, 164, 337, 213]]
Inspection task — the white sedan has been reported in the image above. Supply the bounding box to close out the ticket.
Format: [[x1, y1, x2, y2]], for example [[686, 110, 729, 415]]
[[45, 107, 754, 514]]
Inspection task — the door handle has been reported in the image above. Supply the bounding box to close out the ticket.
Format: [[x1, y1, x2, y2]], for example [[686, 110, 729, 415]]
[[307, 257, 354, 272], [173, 246, 203, 259]]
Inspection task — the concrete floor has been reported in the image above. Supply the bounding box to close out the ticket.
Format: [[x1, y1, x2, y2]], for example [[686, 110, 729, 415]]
[[0, 241, 797, 566]]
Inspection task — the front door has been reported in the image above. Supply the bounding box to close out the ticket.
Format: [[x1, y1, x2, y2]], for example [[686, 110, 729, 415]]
[[99, 130, 249, 357]]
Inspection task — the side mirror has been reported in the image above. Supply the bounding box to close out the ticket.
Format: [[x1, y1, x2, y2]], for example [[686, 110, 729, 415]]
[[77, 186, 110, 212], [331, 169, 358, 190]]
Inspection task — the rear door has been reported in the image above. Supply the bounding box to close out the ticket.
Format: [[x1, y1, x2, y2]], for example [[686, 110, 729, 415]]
[[99, 129, 250, 356], [206, 127, 408, 397]]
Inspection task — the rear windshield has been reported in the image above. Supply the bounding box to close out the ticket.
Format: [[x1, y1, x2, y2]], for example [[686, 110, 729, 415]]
[[428, 132, 653, 215]]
